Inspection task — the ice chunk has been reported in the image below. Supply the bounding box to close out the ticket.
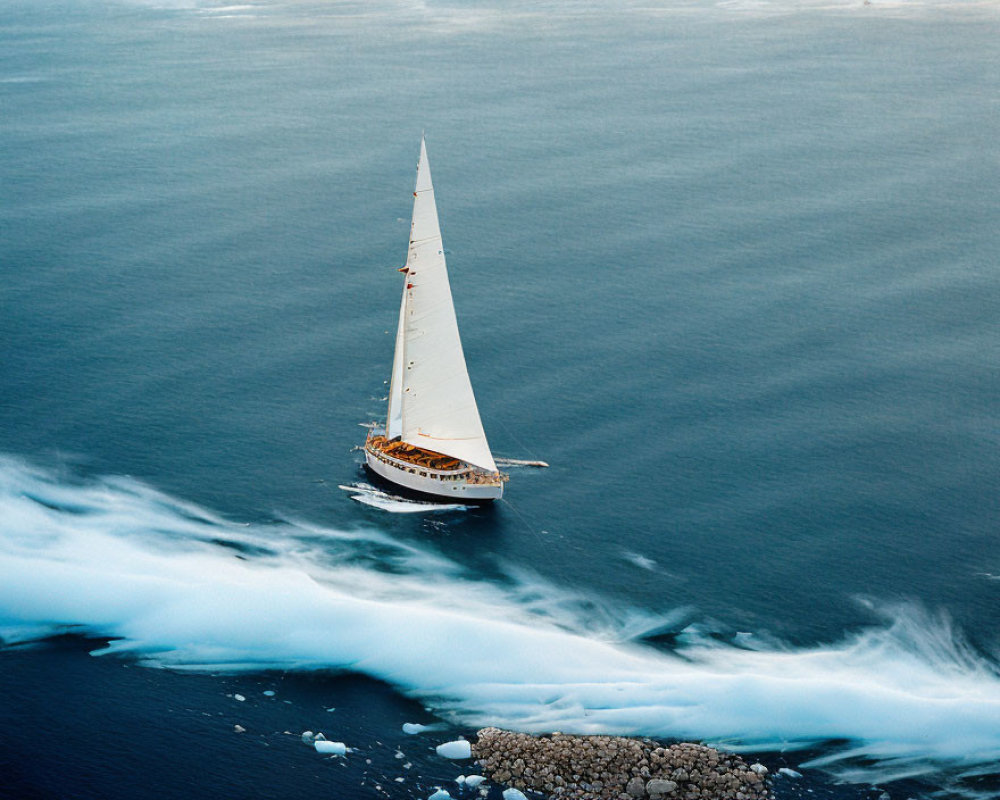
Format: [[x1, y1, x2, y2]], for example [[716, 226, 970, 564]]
[[394, 750, 406, 759], [233, 724, 246, 733], [314, 740, 347, 756], [403, 722, 428, 734], [428, 790, 451, 800], [435, 740, 472, 759], [455, 775, 466, 785], [262, 690, 275, 697], [778, 767, 802, 778], [234, 693, 246, 702], [502, 790, 528, 800], [464, 775, 486, 788], [301, 730, 314, 743], [314, 732, 327, 741]]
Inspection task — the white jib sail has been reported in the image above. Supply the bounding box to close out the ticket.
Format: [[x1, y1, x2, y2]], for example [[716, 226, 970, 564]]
[[385, 280, 407, 439], [391, 137, 496, 472]]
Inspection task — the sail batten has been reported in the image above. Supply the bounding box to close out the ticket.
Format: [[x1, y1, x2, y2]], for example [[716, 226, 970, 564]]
[[384, 136, 496, 473]]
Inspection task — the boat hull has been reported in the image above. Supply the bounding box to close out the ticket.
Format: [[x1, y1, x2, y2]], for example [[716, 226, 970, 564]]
[[364, 448, 503, 502]]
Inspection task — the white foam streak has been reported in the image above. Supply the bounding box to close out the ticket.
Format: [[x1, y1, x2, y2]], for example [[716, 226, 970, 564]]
[[106, 0, 1000, 25], [1, 456, 999, 790]]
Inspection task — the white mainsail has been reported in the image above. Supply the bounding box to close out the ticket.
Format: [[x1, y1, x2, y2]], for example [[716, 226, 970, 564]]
[[385, 137, 496, 473]]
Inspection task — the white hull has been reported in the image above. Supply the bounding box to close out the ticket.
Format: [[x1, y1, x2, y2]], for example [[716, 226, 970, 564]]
[[365, 447, 503, 501]]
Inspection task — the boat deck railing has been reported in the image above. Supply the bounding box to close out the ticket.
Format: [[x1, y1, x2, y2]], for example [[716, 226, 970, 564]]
[[366, 434, 507, 485]]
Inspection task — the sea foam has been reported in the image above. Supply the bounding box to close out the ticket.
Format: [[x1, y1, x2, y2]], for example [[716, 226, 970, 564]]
[[1, 455, 998, 792]]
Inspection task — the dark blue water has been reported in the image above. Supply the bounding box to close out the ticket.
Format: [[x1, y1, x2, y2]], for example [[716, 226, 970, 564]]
[[2, 1, 999, 798]]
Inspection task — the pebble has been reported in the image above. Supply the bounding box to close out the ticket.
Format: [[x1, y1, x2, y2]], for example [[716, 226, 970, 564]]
[[472, 728, 773, 800]]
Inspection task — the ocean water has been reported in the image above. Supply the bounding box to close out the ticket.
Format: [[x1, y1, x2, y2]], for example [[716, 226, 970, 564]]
[[1, 0, 999, 798]]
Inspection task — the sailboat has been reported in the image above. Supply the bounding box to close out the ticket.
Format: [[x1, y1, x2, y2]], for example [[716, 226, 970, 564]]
[[364, 138, 508, 501]]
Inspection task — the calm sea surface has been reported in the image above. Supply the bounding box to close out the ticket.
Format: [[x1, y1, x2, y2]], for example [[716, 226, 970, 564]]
[[1, 1, 999, 797]]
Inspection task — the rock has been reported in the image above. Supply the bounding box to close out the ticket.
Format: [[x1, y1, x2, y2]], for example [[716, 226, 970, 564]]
[[645, 779, 677, 797], [472, 729, 772, 800]]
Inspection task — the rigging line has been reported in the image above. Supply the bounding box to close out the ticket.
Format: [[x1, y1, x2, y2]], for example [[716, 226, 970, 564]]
[[492, 412, 544, 465], [498, 494, 549, 551]]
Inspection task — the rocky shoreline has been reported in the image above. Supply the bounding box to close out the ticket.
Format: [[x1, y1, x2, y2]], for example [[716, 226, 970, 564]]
[[472, 728, 773, 800]]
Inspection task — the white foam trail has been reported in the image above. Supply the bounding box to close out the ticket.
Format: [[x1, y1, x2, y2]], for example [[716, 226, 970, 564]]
[[622, 550, 657, 571], [352, 494, 470, 513], [1, 455, 998, 793], [340, 484, 471, 514]]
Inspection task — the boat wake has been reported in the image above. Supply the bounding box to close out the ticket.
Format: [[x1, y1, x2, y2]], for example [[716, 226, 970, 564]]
[[338, 483, 472, 513], [1, 455, 998, 796]]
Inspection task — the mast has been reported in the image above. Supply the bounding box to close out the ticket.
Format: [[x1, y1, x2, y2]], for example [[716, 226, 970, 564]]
[[392, 137, 497, 472]]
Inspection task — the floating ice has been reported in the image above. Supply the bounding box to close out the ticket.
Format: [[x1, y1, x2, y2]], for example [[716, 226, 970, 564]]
[[233, 693, 245, 702], [436, 740, 472, 759], [464, 775, 486, 788], [428, 790, 451, 800], [314, 740, 347, 756], [233, 724, 246, 733], [262, 690, 275, 697], [403, 722, 438, 734], [778, 768, 802, 778], [502, 789, 528, 800], [455, 775, 466, 784]]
